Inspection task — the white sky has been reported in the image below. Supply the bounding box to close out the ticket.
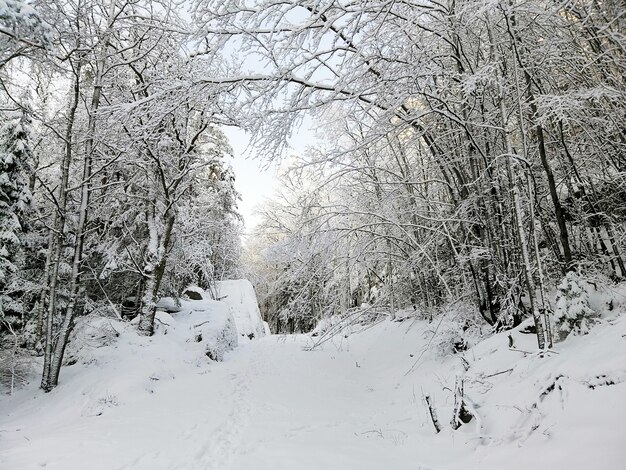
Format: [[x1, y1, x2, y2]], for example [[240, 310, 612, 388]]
[[222, 126, 276, 233], [214, 6, 324, 236], [223, 123, 316, 236]]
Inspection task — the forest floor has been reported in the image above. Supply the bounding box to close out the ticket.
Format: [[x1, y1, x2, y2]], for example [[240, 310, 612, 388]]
[[1, 303, 625, 469]]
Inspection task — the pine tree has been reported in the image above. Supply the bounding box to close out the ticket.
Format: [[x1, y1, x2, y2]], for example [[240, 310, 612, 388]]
[[0, 110, 32, 320]]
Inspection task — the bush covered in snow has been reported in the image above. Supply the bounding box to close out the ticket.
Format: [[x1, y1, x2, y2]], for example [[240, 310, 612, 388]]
[[553, 271, 597, 340], [0, 326, 33, 394], [432, 305, 484, 357], [188, 306, 239, 361], [63, 315, 122, 366]]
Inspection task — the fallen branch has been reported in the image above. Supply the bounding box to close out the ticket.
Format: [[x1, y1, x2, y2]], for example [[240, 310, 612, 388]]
[[484, 368, 514, 378], [424, 394, 442, 433]]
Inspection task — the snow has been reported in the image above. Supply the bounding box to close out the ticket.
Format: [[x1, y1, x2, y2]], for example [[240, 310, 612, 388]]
[[215, 279, 266, 339], [1, 297, 625, 469], [155, 296, 182, 313], [0, 296, 240, 468]]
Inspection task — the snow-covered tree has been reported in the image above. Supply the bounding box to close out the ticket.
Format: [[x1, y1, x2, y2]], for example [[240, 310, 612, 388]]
[[0, 110, 31, 321], [169, 160, 242, 292], [196, 0, 625, 348], [0, 0, 49, 69], [30, 0, 243, 388], [554, 271, 596, 340]]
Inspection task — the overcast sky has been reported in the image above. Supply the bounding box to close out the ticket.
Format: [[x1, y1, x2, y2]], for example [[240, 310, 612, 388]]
[[223, 123, 315, 236], [222, 126, 275, 234]]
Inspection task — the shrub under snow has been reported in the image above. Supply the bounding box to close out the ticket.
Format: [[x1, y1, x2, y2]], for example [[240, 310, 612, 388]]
[[553, 271, 596, 340], [186, 304, 238, 361]]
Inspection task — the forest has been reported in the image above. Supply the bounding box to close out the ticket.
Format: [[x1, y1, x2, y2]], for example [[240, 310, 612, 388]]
[[1, 0, 243, 391], [239, 0, 626, 342], [0, 1, 625, 469]]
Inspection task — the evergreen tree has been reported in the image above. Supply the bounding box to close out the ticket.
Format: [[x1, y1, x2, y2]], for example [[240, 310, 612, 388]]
[[0, 110, 31, 321]]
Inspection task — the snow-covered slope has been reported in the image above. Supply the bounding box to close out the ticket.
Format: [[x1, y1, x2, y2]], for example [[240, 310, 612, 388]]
[[215, 279, 266, 339], [0, 297, 239, 468], [0, 305, 624, 469], [324, 314, 626, 470]]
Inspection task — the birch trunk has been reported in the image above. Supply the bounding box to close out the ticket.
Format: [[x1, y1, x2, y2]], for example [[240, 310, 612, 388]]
[[497, 90, 546, 350], [44, 0, 115, 388], [503, 2, 573, 270]]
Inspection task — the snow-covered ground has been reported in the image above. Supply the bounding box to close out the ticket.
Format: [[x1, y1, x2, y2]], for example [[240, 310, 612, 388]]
[[1, 304, 625, 469]]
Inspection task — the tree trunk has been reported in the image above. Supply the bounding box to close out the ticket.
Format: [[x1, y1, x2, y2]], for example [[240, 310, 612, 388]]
[[498, 94, 546, 349], [526, 84, 573, 270], [41, 62, 81, 391], [503, 2, 573, 270], [138, 212, 176, 335], [46, 68, 103, 389]]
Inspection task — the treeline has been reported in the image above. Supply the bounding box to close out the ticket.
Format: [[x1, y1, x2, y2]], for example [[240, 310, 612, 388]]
[[2, 0, 624, 390], [1, 0, 241, 391], [231, 1, 626, 343]]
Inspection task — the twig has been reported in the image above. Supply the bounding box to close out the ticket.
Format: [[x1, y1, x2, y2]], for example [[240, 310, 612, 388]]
[[509, 348, 560, 355], [404, 307, 450, 376], [85, 264, 122, 320], [484, 368, 514, 378], [154, 317, 170, 327]]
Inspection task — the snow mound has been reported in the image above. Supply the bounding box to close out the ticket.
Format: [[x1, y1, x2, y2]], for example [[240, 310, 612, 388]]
[[215, 279, 266, 339], [184, 300, 238, 361], [0, 297, 240, 418]]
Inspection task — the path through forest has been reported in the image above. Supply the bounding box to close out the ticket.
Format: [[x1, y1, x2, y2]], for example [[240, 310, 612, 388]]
[[153, 335, 437, 470], [2, 316, 625, 470], [1, 331, 451, 470]]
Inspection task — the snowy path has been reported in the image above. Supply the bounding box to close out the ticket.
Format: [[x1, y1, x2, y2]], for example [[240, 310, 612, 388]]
[[202, 336, 420, 470], [173, 335, 430, 470], [2, 318, 626, 470], [0, 334, 439, 470]]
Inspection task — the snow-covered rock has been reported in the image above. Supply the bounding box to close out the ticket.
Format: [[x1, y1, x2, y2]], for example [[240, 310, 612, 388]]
[[215, 279, 266, 339], [155, 296, 181, 313], [182, 285, 204, 301]]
